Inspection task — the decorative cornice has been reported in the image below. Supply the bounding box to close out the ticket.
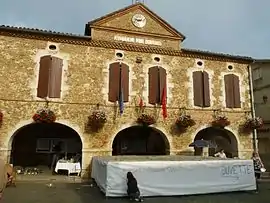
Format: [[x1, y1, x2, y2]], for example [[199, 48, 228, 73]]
[[90, 25, 181, 40], [0, 27, 253, 63]]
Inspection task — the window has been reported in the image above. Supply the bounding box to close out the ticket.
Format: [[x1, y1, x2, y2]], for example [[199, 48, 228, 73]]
[[192, 71, 210, 107], [224, 74, 241, 108], [108, 62, 129, 102], [253, 68, 262, 81], [148, 66, 167, 105], [37, 55, 63, 99]]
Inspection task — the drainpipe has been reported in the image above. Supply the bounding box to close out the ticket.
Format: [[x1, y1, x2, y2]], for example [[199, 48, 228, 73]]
[[247, 63, 258, 152]]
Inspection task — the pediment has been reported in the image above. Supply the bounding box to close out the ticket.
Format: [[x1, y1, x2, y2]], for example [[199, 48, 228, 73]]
[[87, 3, 185, 40]]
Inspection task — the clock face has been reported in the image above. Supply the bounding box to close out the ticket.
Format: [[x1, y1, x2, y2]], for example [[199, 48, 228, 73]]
[[132, 14, 146, 28]]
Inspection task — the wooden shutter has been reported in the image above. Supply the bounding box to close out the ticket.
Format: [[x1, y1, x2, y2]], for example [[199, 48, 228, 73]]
[[37, 55, 51, 98], [108, 62, 120, 102], [48, 57, 63, 98], [159, 67, 167, 104], [224, 74, 234, 108], [203, 71, 210, 107], [121, 63, 129, 102], [148, 66, 159, 104], [233, 75, 241, 108], [193, 71, 204, 107]]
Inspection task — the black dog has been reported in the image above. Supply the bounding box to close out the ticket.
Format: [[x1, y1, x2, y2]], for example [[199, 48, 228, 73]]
[[127, 172, 143, 202]]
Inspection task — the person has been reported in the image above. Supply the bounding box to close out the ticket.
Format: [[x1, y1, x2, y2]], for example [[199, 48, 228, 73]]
[[0, 159, 8, 201], [252, 151, 264, 193], [252, 152, 264, 179], [214, 149, 227, 159], [126, 172, 143, 202], [51, 142, 62, 174], [5, 164, 16, 187]]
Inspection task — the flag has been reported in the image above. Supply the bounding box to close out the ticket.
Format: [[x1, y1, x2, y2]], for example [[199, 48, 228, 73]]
[[139, 97, 144, 109], [119, 86, 124, 115], [161, 86, 167, 119]]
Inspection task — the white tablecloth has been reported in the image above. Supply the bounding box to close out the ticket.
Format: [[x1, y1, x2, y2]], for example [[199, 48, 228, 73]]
[[55, 161, 81, 175]]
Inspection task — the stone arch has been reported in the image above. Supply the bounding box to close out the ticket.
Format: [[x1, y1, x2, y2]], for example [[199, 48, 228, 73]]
[[6, 119, 84, 166], [193, 126, 239, 158], [111, 124, 171, 156]]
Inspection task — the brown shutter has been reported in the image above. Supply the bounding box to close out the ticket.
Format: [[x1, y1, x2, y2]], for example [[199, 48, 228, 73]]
[[159, 67, 167, 104], [121, 63, 129, 102], [148, 66, 159, 104], [37, 55, 51, 98], [48, 57, 63, 98], [108, 62, 120, 102], [233, 75, 241, 108], [193, 71, 204, 107], [203, 71, 210, 107], [224, 74, 234, 108]]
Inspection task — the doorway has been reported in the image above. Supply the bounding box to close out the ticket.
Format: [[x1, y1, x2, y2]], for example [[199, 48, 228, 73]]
[[112, 126, 170, 156], [10, 123, 82, 169], [193, 127, 238, 158]]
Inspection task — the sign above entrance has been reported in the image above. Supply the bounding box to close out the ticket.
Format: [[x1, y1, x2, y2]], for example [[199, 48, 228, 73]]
[[114, 35, 162, 46]]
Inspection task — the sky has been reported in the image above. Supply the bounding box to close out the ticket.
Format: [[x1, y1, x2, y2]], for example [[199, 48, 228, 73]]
[[0, 0, 269, 59]]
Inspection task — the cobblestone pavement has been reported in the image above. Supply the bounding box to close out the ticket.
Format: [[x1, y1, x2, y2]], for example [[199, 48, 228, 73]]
[[2, 181, 270, 203]]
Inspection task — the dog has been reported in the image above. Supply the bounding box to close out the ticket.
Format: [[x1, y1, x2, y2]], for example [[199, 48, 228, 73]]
[[127, 172, 143, 202], [5, 164, 16, 187]]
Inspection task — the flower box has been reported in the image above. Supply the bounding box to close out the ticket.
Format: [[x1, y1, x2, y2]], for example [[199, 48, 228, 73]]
[[211, 115, 230, 128], [32, 109, 56, 123], [175, 115, 196, 130], [87, 110, 107, 132], [137, 114, 156, 126]]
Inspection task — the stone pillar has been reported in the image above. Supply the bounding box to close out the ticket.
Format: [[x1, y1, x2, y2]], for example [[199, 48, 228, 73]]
[[202, 147, 209, 157], [81, 149, 111, 180]]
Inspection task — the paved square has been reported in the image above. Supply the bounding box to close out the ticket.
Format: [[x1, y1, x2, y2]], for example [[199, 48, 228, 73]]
[[3, 181, 270, 203]]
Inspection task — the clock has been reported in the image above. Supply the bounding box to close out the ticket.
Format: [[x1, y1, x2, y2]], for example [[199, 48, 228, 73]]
[[132, 14, 146, 28]]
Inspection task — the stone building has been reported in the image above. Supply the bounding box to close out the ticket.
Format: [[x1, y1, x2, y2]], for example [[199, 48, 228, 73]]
[[252, 60, 270, 169], [0, 3, 254, 177]]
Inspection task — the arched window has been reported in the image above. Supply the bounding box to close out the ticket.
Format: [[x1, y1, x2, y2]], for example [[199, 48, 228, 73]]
[[148, 66, 167, 105], [37, 56, 63, 98], [108, 62, 129, 102], [224, 74, 241, 108], [192, 71, 210, 107]]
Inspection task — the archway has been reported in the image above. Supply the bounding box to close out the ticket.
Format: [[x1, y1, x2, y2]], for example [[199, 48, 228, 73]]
[[112, 126, 170, 156], [193, 127, 238, 158], [10, 122, 82, 168]]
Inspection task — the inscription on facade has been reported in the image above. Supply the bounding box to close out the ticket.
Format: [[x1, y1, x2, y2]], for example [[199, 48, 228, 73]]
[[114, 35, 162, 46]]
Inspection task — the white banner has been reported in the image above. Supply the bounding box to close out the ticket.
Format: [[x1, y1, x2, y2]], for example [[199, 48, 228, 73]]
[[91, 157, 256, 197]]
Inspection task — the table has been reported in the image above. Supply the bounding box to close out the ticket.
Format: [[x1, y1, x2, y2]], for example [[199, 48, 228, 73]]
[[55, 161, 81, 176], [91, 156, 256, 197]]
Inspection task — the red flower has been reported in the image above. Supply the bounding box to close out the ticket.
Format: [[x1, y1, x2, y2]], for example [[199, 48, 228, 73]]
[[32, 109, 56, 123]]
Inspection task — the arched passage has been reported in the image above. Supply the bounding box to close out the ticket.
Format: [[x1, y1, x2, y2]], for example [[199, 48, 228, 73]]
[[10, 122, 82, 167], [112, 126, 170, 156], [193, 127, 238, 158]]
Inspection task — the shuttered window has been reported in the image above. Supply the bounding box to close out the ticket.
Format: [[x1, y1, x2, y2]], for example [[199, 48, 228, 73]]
[[37, 55, 63, 99], [148, 66, 167, 105], [108, 62, 129, 102], [192, 71, 210, 107], [224, 74, 241, 108]]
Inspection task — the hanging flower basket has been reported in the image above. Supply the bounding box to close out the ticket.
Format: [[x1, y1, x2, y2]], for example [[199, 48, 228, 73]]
[[137, 114, 156, 126], [32, 109, 56, 123], [87, 110, 107, 132], [211, 115, 230, 128], [175, 115, 196, 131], [241, 117, 263, 133]]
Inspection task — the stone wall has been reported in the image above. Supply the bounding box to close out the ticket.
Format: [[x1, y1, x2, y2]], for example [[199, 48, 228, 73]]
[[0, 35, 253, 177]]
